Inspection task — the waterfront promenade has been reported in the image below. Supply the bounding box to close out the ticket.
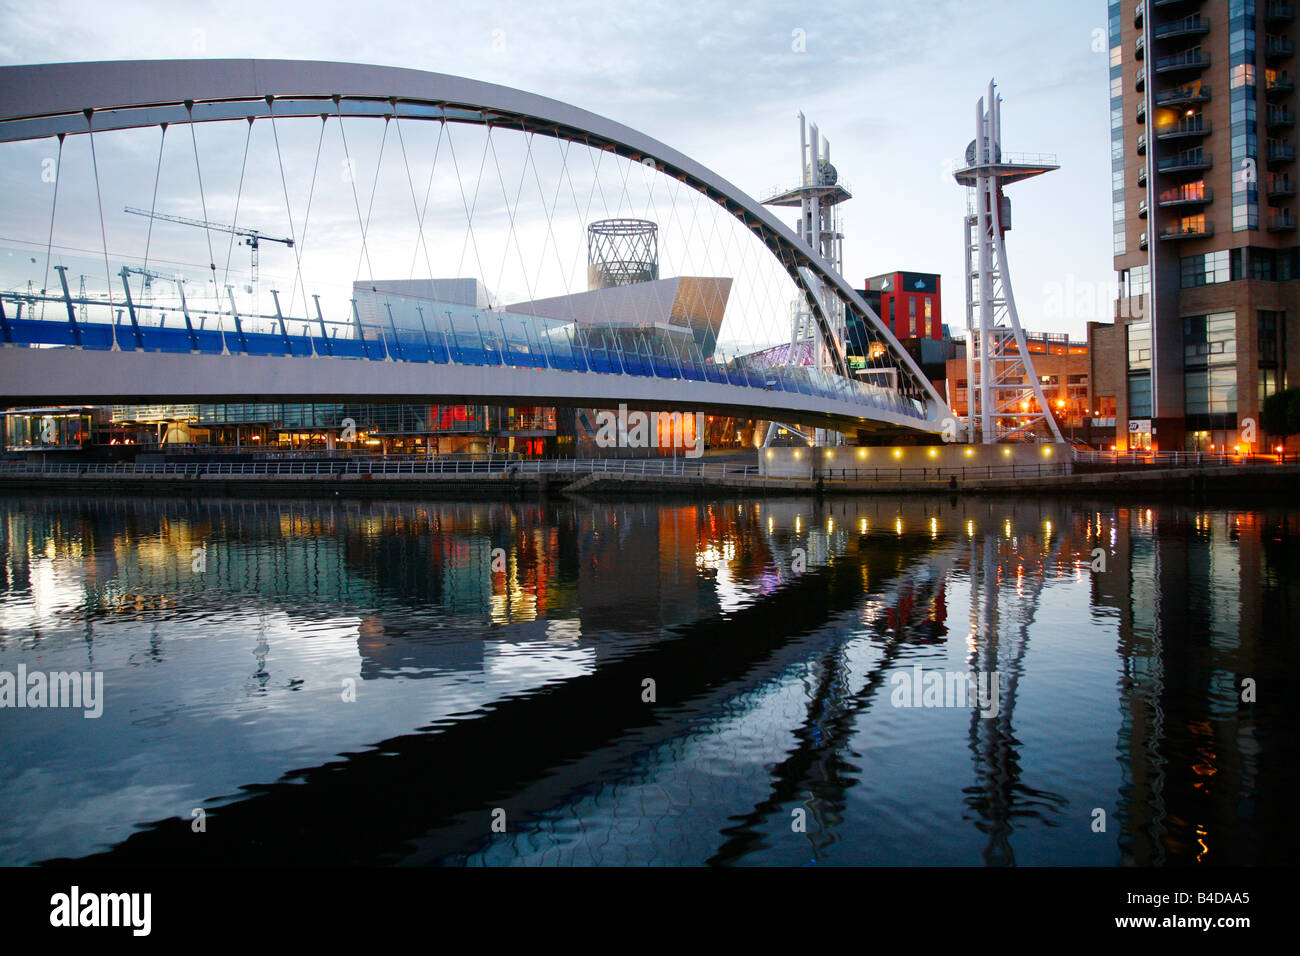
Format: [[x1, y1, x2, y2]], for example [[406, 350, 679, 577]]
[[2, 454, 1296, 498]]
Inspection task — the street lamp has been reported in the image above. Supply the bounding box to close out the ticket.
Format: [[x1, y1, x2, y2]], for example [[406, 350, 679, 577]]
[[1055, 398, 1073, 443]]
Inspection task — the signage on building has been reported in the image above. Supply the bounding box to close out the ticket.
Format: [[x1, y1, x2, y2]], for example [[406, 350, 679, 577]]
[[1129, 419, 1151, 433]]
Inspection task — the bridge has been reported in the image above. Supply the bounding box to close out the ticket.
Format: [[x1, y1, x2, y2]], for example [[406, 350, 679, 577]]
[[0, 59, 951, 436]]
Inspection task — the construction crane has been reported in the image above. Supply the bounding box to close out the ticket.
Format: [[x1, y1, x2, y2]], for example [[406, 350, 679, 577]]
[[123, 206, 294, 300], [121, 265, 173, 301]]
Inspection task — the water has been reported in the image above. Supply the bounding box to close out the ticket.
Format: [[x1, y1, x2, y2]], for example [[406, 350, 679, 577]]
[[0, 492, 1295, 867]]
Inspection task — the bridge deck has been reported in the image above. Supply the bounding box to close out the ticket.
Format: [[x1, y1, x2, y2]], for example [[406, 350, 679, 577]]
[[0, 312, 939, 433]]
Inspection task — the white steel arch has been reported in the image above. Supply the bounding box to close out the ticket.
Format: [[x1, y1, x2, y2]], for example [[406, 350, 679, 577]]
[[0, 58, 951, 429]]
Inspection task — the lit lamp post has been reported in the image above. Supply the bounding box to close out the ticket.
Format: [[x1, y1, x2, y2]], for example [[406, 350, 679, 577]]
[[1055, 399, 1072, 444]]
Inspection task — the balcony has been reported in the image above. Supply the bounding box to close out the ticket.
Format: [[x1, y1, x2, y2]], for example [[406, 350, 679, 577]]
[[1136, 101, 1147, 124], [1136, 35, 1145, 60], [1155, 48, 1210, 73], [1155, 82, 1210, 106], [1139, 232, 1148, 250], [1160, 219, 1214, 240], [1157, 183, 1212, 206], [1267, 72, 1295, 96], [1137, 133, 1147, 155], [1268, 173, 1296, 196], [1267, 35, 1295, 61], [1137, 68, 1146, 92], [1268, 138, 1296, 163], [1268, 105, 1296, 128], [1266, 1, 1295, 23], [1135, 1, 1145, 25], [1154, 16, 1210, 40], [1158, 149, 1212, 172], [1138, 166, 1148, 186], [1268, 208, 1298, 231], [1156, 116, 1210, 140], [1139, 198, 1149, 219]]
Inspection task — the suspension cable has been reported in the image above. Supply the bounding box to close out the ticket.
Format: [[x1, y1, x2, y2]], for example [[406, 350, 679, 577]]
[[285, 115, 326, 319], [335, 99, 376, 285], [268, 98, 318, 316], [222, 118, 254, 291], [186, 105, 219, 296], [394, 113, 438, 285], [86, 113, 116, 317], [409, 118, 446, 281], [354, 114, 390, 284], [40, 133, 65, 320], [140, 124, 168, 284]]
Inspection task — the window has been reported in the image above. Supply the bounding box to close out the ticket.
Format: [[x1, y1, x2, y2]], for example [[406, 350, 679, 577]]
[[1120, 265, 1151, 301], [1128, 373, 1152, 418], [1184, 313, 1238, 419], [908, 297, 917, 336], [1260, 367, 1281, 403], [1128, 321, 1151, 372], [1181, 250, 1233, 287], [924, 297, 932, 337], [1184, 367, 1238, 415], [1258, 310, 1280, 364]]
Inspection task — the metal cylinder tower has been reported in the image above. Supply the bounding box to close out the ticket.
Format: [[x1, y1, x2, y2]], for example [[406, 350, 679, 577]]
[[586, 218, 659, 290]]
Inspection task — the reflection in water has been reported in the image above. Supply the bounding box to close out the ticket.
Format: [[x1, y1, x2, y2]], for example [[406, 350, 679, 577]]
[[0, 494, 1295, 866]]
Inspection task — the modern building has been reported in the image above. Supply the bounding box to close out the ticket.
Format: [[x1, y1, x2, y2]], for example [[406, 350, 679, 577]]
[[860, 271, 943, 343], [1110, 0, 1299, 451], [856, 271, 952, 391], [34, 220, 749, 459], [945, 332, 1093, 443]]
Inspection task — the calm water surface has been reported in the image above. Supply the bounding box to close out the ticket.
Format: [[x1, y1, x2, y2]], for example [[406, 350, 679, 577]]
[[0, 493, 1296, 866]]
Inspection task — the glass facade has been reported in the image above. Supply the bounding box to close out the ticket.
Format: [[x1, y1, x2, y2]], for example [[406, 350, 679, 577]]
[[2, 410, 94, 450], [1110, 0, 1127, 256], [1230, 0, 1259, 232], [1128, 314, 1153, 419], [1183, 312, 1238, 427], [1128, 373, 1152, 419], [1258, 310, 1286, 403]]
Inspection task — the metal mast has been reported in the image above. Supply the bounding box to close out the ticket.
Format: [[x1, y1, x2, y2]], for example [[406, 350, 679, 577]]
[[761, 114, 853, 446], [762, 114, 851, 372], [954, 81, 1064, 445]]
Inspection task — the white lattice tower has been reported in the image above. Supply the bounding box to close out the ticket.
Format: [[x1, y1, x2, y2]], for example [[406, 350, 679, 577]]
[[955, 81, 1064, 445]]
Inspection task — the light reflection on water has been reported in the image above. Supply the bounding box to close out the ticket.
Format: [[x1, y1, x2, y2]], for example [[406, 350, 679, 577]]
[[0, 494, 1295, 866]]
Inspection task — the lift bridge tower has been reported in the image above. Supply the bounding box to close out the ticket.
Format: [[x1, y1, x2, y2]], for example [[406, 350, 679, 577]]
[[761, 114, 852, 447], [763, 114, 851, 373], [954, 81, 1064, 445]]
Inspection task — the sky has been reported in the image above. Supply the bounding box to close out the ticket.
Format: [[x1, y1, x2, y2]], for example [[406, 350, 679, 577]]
[[0, 0, 1116, 342]]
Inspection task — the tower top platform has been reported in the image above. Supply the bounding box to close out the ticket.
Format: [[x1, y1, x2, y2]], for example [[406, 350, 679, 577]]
[[761, 182, 853, 208], [953, 152, 1058, 187]]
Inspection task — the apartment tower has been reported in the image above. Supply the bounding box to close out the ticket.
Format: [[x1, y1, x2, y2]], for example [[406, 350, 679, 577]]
[[1110, 0, 1299, 451]]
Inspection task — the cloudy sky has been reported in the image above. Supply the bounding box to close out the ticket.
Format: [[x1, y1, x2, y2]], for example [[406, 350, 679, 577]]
[[0, 0, 1114, 340]]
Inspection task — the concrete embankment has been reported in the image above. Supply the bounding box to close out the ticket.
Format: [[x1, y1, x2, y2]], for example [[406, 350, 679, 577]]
[[1, 463, 1297, 499]]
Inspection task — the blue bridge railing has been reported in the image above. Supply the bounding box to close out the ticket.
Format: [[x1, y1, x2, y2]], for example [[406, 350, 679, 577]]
[[0, 289, 928, 420]]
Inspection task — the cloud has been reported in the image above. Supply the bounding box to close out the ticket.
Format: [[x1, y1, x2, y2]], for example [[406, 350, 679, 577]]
[[0, 0, 1112, 340]]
